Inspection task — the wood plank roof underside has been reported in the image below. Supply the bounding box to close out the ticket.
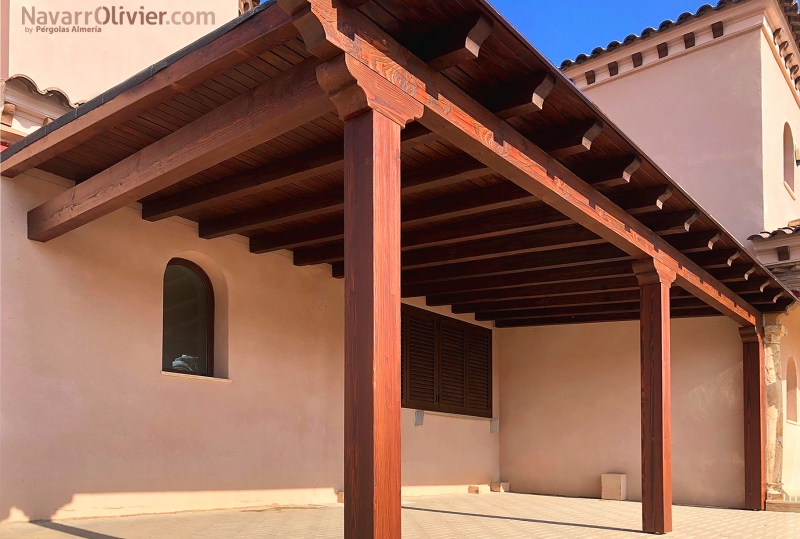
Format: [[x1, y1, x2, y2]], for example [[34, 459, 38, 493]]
[[1, 0, 794, 327]]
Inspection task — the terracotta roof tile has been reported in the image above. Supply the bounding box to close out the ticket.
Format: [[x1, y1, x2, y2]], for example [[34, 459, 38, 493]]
[[561, 0, 800, 69], [749, 226, 800, 241]]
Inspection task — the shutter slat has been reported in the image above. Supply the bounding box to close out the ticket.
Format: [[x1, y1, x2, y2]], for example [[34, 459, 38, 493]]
[[467, 330, 492, 414], [439, 323, 466, 409], [406, 314, 436, 407]]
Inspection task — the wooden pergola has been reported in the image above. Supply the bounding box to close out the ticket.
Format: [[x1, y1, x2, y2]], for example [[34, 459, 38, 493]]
[[1, 0, 794, 535]]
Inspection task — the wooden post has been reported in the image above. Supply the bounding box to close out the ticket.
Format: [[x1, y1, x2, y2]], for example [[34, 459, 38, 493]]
[[634, 259, 675, 535], [316, 54, 423, 539], [739, 326, 766, 510]]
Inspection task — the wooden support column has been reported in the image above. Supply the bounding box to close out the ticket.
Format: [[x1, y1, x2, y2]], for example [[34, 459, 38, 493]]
[[317, 54, 423, 539], [739, 326, 766, 510], [634, 259, 675, 535]]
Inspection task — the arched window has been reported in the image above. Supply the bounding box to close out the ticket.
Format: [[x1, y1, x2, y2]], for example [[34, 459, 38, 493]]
[[789, 358, 799, 423], [162, 258, 215, 377], [784, 123, 796, 193]]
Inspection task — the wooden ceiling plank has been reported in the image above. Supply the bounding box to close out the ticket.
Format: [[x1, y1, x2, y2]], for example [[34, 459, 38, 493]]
[[28, 57, 332, 242]]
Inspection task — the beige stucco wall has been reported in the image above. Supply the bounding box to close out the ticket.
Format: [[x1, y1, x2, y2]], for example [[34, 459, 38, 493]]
[[498, 316, 746, 509], [5, 0, 238, 103], [579, 30, 765, 246], [0, 170, 499, 523], [773, 308, 800, 496], [760, 31, 800, 232]]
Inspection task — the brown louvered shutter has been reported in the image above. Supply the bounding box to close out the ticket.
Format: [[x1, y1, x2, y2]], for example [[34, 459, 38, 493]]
[[401, 308, 406, 406], [466, 328, 492, 417], [438, 321, 466, 413], [405, 308, 437, 410]]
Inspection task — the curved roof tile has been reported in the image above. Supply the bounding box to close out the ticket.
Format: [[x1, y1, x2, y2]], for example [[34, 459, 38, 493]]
[[561, 0, 799, 69], [4, 74, 82, 108]]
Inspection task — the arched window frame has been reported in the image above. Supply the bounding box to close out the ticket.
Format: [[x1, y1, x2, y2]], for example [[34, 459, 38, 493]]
[[162, 258, 215, 377], [784, 123, 796, 196], [788, 357, 799, 424]]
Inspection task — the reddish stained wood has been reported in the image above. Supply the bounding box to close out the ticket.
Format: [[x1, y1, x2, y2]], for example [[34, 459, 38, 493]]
[[739, 327, 766, 511], [285, 0, 757, 325], [634, 259, 674, 535], [28, 57, 332, 242], [2, 4, 297, 177], [343, 109, 402, 539]]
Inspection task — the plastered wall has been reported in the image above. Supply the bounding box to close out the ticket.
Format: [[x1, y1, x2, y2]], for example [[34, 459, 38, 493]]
[[579, 30, 765, 246], [0, 170, 499, 523], [498, 316, 746, 509]]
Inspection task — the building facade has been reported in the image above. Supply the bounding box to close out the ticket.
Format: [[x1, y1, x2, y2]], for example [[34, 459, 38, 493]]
[[1, 0, 797, 535]]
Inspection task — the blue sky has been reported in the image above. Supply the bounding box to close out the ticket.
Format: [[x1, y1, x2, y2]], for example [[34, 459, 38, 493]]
[[488, 0, 708, 65]]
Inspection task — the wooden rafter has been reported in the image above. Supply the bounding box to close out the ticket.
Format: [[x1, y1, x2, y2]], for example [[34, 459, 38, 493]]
[[275, 0, 760, 325], [27, 57, 333, 242], [410, 13, 493, 72], [1, 3, 297, 178]]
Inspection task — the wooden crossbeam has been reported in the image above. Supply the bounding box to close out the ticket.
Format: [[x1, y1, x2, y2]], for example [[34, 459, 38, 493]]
[[492, 306, 721, 328], [638, 210, 699, 235], [462, 290, 642, 315], [1, 3, 297, 178], [402, 260, 634, 298], [665, 230, 721, 252], [707, 265, 757, 282], [574, 155, 643, 189], [251, 184, 671, 254], [536, 120, 604, 159], [728, 279, 771, 295], [477, 298, 711, 321], [278, 0, 759, 325], [426, 276, 639, 307], [142, 123, 439, 221], [295, 225, 601, 267], [28, 57, 332, 242], [485, 73, 557, 119], [410, 13, 493, 72], [685, 249, 741, 269], [199, 154, 496, 238], [403, 243, 629, 285]]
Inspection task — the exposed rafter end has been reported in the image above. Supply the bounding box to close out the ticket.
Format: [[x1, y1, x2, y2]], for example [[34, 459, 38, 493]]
[[639, 210, 699, 235], [412, 13, 493, 72], [331, 262, 344, 279], [539, 120, 604, 159], [488, 73, 557, 119], [580, 155, 643, 189]]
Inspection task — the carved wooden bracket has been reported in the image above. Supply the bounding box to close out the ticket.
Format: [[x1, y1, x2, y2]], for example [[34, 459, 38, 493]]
[[633, 259, 677, 287], [316, 54, 423, 125]]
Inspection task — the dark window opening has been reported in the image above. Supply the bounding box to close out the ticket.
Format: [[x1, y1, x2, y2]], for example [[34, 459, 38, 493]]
[[401, 304, 492, 418], [162, 258, 215, 377]]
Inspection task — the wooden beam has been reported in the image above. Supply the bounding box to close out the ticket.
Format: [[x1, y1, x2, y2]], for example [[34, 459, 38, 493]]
[[142, 141, 343, 221], [707, 265, 757, 283], [427, 276, 639, 307], [276, 0, 759, 325], [740, 327, 766, 511], [403, 243, 629, 286], [454, 289, 641, 315], [295, 225, 601, 268], [573, 155, 643, 189], [536, 120, 604, 159], [492, 306, 723, 327], [142, 123, 439, 221], [27, 57, 332, 242], [410, 13, 493, 72], [728, 279, 771, 295], [638, 210, 700, 235], [665, 230, 722, 252], [199, 154, 495, 238], [1, 4, 297, 178], [758, 297, 795, 312], [634, 259, 674, 535], [251, 184, 671, 255], [402, 259, 634, 298], [486, 73, 557, 119], [480, 302, 641, 320], [686, 249, 741, 269]]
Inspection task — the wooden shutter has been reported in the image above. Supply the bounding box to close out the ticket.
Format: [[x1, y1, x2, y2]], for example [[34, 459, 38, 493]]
[[405, 307, 437, 411], [438, 321, 466, 412], [466, 328, 492, 417]]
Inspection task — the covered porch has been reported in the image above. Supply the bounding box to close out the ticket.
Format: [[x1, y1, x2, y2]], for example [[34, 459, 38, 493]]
[[1, 0, 795, 536]]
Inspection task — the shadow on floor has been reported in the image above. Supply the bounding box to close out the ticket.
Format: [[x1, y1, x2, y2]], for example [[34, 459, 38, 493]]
[[33, 522, 125, 539], [403, 506, 645, 534]]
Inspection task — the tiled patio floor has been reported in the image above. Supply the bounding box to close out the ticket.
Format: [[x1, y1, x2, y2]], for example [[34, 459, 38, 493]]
[[2, 493, 799, 539]]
